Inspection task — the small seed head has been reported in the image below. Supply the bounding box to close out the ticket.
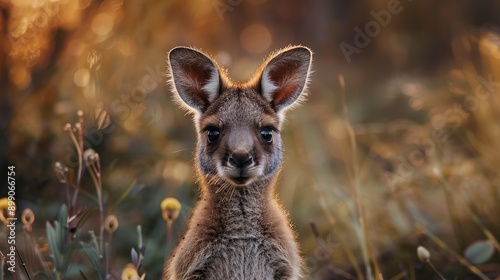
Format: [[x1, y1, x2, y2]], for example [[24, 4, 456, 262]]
[[0, 198, 9, 209], [105, 215, 119, 233], [22, 208, 35, 225], [432, 167, 440, 176], [121, 263, 139, 280], [53, 162, 68, 183], [84, 149, 97, 166], [417, 246, 431, 262], [0, 198, 15, 224], [161, 197, 181, 223]]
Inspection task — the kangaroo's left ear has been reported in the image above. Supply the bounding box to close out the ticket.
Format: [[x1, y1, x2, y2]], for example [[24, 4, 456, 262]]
[[259, 46, 312, 113]]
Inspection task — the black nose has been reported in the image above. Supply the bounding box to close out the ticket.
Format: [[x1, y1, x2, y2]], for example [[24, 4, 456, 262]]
[[228, 154, 253, 168]]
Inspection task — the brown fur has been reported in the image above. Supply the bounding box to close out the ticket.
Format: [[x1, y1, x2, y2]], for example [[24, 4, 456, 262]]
[[164, 46, 312, 280]]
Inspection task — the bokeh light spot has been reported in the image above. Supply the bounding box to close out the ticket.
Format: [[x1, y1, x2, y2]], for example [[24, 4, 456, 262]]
[[117, 36, 137, 56], [215, 51, 232, 67], [79, 0, 92, 9], [232, 58, 257, 82], [74, 68, 90, 87], [240, 24, 272, 54], [9, 65, 31, 89], [162, 161, 190, 183], [58, 0, 80, 29], [327, 118, 348, 140], [91, 13, 114, 35], [479, 32, 500, 59], [401, 83, 419, 97], [409, 98, 423, 110]]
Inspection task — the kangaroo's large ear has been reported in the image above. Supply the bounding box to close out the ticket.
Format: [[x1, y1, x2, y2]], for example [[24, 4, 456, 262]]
[[259, 46, 312, 113], [168, 47, 220, 113]]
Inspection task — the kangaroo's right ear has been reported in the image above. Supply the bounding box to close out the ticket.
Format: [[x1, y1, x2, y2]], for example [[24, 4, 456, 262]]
[[168, 47, 220, 113]]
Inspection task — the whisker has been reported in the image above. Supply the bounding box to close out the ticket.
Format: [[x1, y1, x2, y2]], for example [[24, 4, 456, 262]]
[[229, 185, 237, 202], [208, 175, 222, 187], [216, 182, 227, 193], [222, 182, 233, 202], [169, 147, 194, 154]]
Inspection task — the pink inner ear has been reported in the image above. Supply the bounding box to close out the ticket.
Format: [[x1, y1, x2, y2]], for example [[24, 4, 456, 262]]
[[268, 62, 301, 105], [181, 64, 212, 87], [180, 64, 212, 107], [272, 84, 299, 106], [268, 61, 300, 84]]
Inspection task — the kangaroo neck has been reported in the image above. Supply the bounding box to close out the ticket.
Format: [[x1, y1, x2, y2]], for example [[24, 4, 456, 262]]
[[200, 179, 274, 237]]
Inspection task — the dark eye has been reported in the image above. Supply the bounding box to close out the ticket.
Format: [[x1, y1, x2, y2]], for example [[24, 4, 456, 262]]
[[207, 127, 220, 143], [260, 128, 273, 143]]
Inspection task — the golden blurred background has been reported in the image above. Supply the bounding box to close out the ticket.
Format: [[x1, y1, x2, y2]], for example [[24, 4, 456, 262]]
[[2, 0, 500, 279]]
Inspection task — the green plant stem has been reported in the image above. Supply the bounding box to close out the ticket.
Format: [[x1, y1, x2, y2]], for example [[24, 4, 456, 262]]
[[65, 180, 71, 212], [137, 225, 143, 250], [105, 239, 111, 279]]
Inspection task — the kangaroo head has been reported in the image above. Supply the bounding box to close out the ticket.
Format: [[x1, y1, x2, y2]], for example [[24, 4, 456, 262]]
[[168, 46, 312, 187]]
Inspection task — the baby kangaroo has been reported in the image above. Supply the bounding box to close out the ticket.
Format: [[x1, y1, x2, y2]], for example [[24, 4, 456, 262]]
[[164, 45, 312, 280]]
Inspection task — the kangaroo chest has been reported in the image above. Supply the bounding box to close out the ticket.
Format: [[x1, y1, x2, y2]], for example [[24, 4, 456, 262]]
[[197, 238, 291, 280], [188, 190, 293, 279]]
